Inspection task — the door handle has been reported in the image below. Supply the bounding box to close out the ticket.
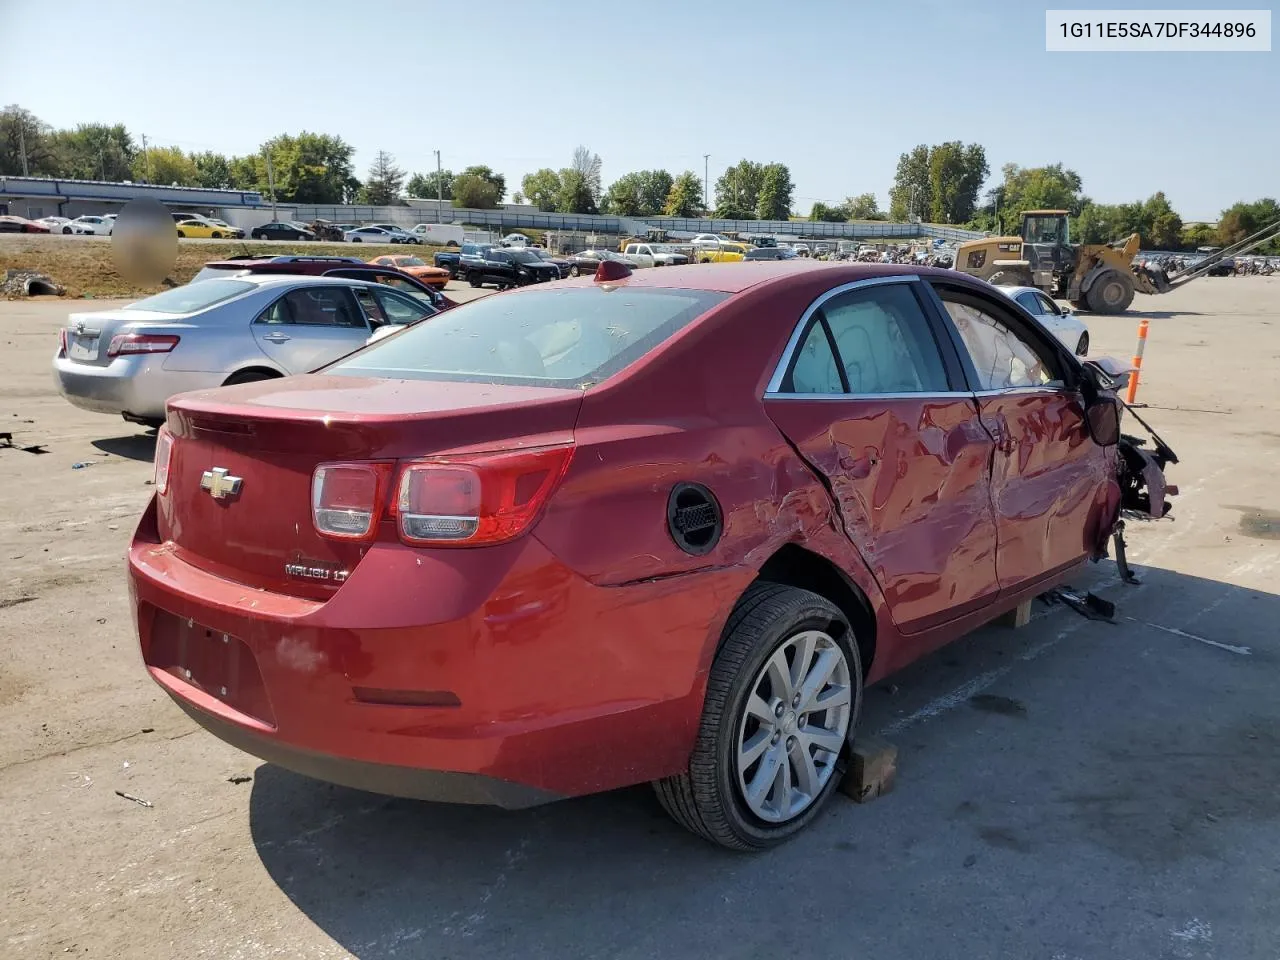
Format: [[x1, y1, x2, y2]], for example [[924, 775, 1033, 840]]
[[262, 333, 291, 343]]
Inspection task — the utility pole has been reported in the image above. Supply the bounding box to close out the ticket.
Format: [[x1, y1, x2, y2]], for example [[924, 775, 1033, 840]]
[[263, 148, 278, 221], [434, 149, 442, 224], [17, 122, 29, 176], [140, 133, 152, 182], [702, 154, 710, 214]]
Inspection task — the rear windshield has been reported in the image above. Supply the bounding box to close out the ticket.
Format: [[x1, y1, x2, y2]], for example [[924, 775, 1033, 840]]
[[329, 287, 728, 388], [124, 279, 254, 313]]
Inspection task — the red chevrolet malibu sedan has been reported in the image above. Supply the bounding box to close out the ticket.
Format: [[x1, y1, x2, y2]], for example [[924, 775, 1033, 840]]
[[128, 261, 1170, 849]]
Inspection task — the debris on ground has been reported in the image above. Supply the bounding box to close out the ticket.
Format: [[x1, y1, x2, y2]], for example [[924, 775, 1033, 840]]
[[114, 790, 153, 808], [71, 461, 95, 470], [227, 776, 252, 785], [3, 269, 65, 298]]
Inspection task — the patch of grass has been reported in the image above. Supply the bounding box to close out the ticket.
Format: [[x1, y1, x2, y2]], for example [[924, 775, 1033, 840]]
[[0, 235, 447, 299]]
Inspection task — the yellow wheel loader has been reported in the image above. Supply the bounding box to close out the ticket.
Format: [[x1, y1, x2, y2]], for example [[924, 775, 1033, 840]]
[[954, 210, 1280, 314]]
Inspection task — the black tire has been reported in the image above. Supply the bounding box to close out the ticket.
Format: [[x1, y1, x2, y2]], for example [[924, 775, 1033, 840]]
[[351, 237, 362, 242], [446, 240, 459, 248], [222, 370, 278, 387], [653, 582, 862, 850], [469, 276, 482, 288], [1086, 271, 1135, 314], [176, 230, 186, 238], [1076, 332, 1089, 356], [569, 265, 581, 277], [986, 269, 1034, 287], [212, 231, 222, 239], [62, 226, 73, 235]]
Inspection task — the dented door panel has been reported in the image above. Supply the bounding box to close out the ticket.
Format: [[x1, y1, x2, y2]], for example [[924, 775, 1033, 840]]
[[975, 388, 1113, 590], [764, 396, 999, 633]]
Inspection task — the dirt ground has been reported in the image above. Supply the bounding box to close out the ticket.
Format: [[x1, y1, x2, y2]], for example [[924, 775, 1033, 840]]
[[1, 277, 1278, 959]]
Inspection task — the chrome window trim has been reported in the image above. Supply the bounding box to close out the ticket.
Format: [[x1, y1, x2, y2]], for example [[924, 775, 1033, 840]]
[[971, 385, 1075, 397], [764, 391, 975, 401], [763, 274, 922, 396]]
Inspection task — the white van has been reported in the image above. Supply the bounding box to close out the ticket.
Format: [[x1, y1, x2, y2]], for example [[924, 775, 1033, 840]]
[[411, 223, 465, 247]]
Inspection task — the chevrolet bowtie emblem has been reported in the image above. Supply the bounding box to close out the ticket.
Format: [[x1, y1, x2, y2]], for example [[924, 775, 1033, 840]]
[[200, 467, 243, 500]]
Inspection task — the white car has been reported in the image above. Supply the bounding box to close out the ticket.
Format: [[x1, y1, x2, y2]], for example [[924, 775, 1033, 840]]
[[691, 233, 727, 247], [61, 215, 115, 236], [998, 285, 1090, 355], [501, 232, 531, 247], [35, 216, 71, 232], [622, 242, 689, 267], [793, 243, 810, 257]]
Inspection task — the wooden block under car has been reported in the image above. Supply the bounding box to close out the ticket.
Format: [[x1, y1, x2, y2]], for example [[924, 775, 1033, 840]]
[[838, 735, 898, 803], [998, 598, 1033, 629]]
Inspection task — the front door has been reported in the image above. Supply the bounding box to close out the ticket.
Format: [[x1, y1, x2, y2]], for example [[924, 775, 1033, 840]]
[[251, 285, 371, 373], [931, 284, 1106, 592], [763, 278, 1000, 635]]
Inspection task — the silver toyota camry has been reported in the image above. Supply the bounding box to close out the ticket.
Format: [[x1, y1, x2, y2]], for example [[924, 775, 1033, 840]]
[[53, 275, 436, 426]]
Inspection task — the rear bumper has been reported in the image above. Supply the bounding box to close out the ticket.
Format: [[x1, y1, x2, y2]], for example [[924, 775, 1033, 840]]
[[52, 355, 218, 419], [127, 498, 749, 804]]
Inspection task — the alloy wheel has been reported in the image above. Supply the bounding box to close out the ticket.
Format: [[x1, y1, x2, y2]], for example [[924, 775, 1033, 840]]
[[735, 629, 852, 823]]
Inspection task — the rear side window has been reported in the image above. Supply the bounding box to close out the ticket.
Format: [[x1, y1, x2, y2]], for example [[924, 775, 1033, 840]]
[[329, 287, 728, 387], [190, 266, 246, 283], [258, 287, 364, 328]]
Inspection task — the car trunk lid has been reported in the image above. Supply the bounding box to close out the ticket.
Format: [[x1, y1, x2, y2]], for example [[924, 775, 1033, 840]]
[[62, 309, 174, 367], [158, 375, 583, 598]]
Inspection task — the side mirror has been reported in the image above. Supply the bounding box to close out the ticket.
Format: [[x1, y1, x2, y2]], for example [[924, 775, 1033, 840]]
[[1085, 396, 1121, 447]]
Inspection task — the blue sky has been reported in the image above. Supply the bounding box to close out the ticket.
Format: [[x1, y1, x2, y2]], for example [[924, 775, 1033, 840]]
[[2, 0, 1274, 220]]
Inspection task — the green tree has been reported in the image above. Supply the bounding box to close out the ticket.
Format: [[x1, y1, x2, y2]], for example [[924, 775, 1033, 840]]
[[227, 155, 262, 191], [190, 151, 232, 189], [714, 160, 764, 218], [460, 164, 505, 201], [274, 132, 358, 203], [521, 168, 561, 211], [927, 141, 988, 224], [359, 149, 406, 205], [664, 171, 703, 217], [1180, 222, 1218, 250], [0, 105, 63, 176], [556, 169, 597, 214], [134, 145, 199, 185], [997, 163, 1084, 222], [888, 144, 931, 221], [1217, 198, 1280, 251], [756, 163, 794, 221], [452, 173, 500, 209], [49, 123, 135, 181], [844, 193, 883, 220], [568, 146, 602, 207], [406, 169, 453, 200], [602, 169, 673, 217], [810, 201, 846, 222]]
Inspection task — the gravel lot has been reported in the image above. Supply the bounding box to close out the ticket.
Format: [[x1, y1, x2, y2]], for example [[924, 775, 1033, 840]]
[[1, 277, 1278, 959]]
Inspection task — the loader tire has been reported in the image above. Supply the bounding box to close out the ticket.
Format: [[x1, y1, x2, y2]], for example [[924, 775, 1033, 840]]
[[986, 269, 1034, 288], [1086, 271, 1135, 314]]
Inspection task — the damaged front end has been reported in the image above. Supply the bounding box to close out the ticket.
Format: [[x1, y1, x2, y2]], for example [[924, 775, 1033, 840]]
[[1082, 358, 1179, 582]]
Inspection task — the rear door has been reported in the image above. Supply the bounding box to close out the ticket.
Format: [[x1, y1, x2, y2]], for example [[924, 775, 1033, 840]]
[[763, 277, 1000, 635], [251, 285, 371, 373], [929, 282, 1105, 591]]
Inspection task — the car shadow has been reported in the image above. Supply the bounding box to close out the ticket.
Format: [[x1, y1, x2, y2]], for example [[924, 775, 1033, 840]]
[[247, 561, 1280, 959], [91, 432, 157, 461]]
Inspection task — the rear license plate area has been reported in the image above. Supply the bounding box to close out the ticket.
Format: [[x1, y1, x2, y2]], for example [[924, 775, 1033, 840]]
[[145, 608, 275, 727], [69, 336, 99, 361]]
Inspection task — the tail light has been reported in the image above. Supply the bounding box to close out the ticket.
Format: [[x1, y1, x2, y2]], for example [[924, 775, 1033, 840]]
[[57, 328, 68, 357], [312, 463, 391, 540], [154, 430, 174, 495], [395, 445, 573, 546], [107, 334, 180, 358]]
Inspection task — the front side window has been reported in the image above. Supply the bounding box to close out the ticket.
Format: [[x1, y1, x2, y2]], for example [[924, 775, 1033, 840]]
[[1035, 293, 1061, 315], [800, 284, 949, 394], [940, 298, 1058, 390], [373, 288, 431, 325], [329, 287, 728, 387]]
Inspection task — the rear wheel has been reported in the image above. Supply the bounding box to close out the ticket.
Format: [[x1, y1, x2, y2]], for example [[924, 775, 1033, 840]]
[[986, 269, 1034, 287], [212, 231, 222, 239], [176, 230, 186, 238], [351, 237, 362, 243], [469, 276, 483, 288], [569, 265, 581, 277], [654, 583, 861, 850], [62, 226, 72, 235], [1086, 271, 1134, 314]]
